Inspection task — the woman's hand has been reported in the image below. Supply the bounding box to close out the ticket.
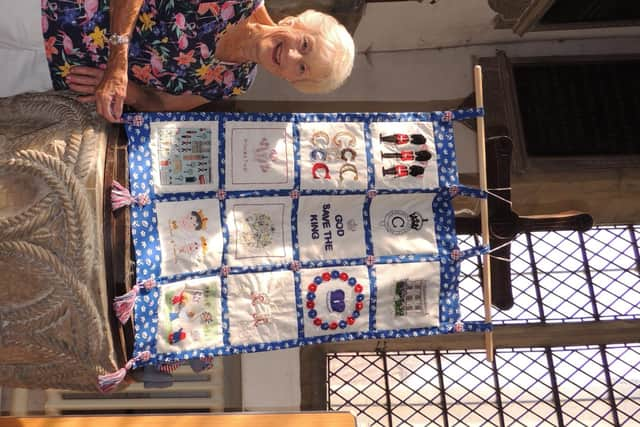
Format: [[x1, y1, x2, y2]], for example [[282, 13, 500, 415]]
[[66, 66, 106, 104], [96, 48, 129, 123], [94, 70, 127, 123], [67, 64, 129, 123]]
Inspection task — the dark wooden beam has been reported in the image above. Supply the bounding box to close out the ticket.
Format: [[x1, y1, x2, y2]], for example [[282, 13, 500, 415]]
[[300, 346, 329, 411], [104, 125, 134, 366], [455, 133, 593, 310], [314, 319, 640, 352]]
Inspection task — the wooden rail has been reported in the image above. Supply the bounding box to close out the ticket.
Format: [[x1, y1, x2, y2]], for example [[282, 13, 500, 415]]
[[0, 412, 356, 427]]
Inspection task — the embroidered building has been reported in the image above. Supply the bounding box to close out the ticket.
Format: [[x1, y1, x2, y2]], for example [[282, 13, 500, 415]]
[[394, 279, 431, 316]]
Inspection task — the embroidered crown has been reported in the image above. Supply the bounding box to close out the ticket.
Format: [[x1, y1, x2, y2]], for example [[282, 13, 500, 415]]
[[409, 212, 427, 230]]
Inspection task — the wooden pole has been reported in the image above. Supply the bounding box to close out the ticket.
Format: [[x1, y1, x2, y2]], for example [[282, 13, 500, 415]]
[[473, 65, 494, 363]]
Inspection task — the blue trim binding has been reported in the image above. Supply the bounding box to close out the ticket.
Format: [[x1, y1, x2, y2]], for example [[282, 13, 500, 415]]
[[124, 110, 490, 368]]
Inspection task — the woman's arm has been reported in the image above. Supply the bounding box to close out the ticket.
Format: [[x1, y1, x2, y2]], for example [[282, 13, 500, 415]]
[[95, 0, 144, 122], [67, 66, 209, 112], [126, 82, 210, 112]]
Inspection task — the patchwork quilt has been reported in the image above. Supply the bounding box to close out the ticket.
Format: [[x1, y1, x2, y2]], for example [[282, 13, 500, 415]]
[[123, 110, 491, 367]]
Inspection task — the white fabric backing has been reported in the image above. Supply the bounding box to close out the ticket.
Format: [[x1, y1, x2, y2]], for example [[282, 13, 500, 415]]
[[156, 277, 224, 354], [224, 121, 295, 190], [370, 193, 437, 257], [297, 195, 367, 262], [375, 262, 440, 329], [155, 199, 223, 276], [226, 196, 293, 267], [227, 270, 299, 345]]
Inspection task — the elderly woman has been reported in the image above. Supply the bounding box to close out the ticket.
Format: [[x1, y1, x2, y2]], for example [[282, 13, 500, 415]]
[[35, 0, 355, 122]]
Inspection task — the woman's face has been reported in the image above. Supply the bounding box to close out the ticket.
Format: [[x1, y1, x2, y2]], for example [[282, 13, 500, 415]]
[[256, 24, 331, 85]]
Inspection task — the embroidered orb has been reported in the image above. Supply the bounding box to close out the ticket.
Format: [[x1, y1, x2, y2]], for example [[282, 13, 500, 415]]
[[348, 278, 357, 286], [329, 322, 338, 330], [306, 300, 315, 309], [339, 272, 349, 281], [322, 272, 331, 281], [314, 276, 323, 284], [331, 270, 340, 279], [313, 318, 322, 326], [308, 309, 317, 318], [308, 283, 317, 292], [354, 284, 363, 293]]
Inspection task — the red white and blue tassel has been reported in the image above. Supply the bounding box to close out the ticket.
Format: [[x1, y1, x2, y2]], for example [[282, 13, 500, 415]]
[[158, 361, 181, 374], [98, 351, 151, 393], [199, 355, 215, 372], [113, 279, 156, 324], [111, 180, 150, 211]]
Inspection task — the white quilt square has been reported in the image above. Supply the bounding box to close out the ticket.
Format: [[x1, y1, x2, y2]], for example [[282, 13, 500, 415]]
[[300, 266, 370, 338], [297, 195, 367, 262], [149, 121, 219, 194], [298, 122, 367, 191], [226, 197, 293, 266], [156, 199, 223, 276], [370, 121, 438, 190], [156, 277, 223, 354], [374, 262, 440, 330], [224, 121, 294, 190], [227, 271, 298, 346], [370, 194, 437, 257]]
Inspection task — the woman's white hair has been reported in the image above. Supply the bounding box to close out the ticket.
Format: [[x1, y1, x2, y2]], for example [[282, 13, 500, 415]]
[[285, 10, 355, 94]]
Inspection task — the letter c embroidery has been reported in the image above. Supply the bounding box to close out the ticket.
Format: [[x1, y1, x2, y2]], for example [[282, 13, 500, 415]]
[[312, 162, 331, 180]]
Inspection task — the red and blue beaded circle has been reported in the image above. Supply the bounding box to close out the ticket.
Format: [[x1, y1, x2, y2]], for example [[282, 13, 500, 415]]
[[306, 270, 365, 330]]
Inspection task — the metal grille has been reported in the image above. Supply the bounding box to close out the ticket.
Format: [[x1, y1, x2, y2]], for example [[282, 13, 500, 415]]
[[459, 226, 640, 324], [327, 226, 640, 426], [328, 345, 640, 427]]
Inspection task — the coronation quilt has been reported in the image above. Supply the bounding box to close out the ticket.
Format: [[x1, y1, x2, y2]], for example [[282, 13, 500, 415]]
[[123, 109, 491, 368]]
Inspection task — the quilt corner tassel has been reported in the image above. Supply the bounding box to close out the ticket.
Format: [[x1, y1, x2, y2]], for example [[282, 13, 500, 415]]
[[113, 279, 156, 324], [98, 351, 151, 393], [113, 287, 139, 324], [97, 366, 128, 393], [111, 180, 149, 211]]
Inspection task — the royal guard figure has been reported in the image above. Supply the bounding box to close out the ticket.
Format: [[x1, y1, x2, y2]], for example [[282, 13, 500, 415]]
[[380, 133, 426, 145], [172, 291, 188, 306], [381, 150, 432, 162], [382, 165, 425, 178], [169, 328, 186, 344]]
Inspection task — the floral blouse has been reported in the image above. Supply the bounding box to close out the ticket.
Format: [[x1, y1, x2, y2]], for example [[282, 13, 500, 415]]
[[41, 0, 262, 100]]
